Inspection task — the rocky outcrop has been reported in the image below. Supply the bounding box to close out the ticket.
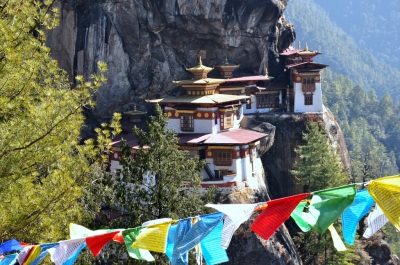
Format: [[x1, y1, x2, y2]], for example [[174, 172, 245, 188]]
[[47, 0, 295, 119], [243, 107, 352, 198]]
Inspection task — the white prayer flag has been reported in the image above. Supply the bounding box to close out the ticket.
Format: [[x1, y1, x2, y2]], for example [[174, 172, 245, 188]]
[[49, 238, 85, 265], [206, 203, 262, 249], [363, 204, 389, 238]]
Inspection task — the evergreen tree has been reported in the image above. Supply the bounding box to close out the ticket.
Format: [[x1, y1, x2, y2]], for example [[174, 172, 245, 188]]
[[99, 104, 214, 264], [0, 1, 116, 242], [291, 122, 356, 264], [291, 121, 348, 191]]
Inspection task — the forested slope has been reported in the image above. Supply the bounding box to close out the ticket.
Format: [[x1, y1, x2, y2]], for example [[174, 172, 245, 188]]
[[285, 0, 400, 103]]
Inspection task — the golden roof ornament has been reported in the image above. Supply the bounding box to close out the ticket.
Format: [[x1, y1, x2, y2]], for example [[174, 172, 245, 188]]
[[305, 42, 309, 51], [264, 65, 269, 77], [186, 56, 213, 79], [298, 41, 301, 49]]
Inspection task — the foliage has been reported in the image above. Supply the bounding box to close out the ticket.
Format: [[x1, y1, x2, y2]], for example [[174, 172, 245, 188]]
[[294, 224, 359, 265], [0, 1, 119, 243], [291, 121, 348, 192], [321, 70, 399, 182]]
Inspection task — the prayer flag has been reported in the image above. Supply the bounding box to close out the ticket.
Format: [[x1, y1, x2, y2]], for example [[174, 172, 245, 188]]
[[49, 238, 86, 265], [363, 204, 389, 238], [172, 212, 225, 262], [302, 185, 356, 234], [62, 243, 86, 265], [205, 203, 261, 249], [131, 222, 171, 253], [367, 175, 400, 230], [70, 223, 124, 244], [201, 220, 229, 265], [166, 224, 177, 260], [30, 243, 59, 265], [70, 223, 92, 238], [341, 189, 375, 245], [291, 201, 311, 232], [122, 228, 155, 262], [171, 218, 192, 265], [251, 193, 310, 240], [328, 225, 346, 251], [0, 239, 23, 255], [0, 253, 17, 265], [86, 231, 119, 257]]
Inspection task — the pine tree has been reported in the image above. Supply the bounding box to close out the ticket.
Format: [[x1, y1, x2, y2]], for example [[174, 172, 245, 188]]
[[96, 104, 214, 264], [114, 104, 208, 225], [291, 121, 355, 265], [0, 1, 116, 242], [291, 121, 348, 192]]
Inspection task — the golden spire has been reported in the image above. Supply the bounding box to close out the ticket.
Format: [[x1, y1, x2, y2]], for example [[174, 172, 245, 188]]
[[264, 64, 268, 77], [225, 56, 229, 64], [305, 42, 309, 51], [198, 56, 203, 66], [298, 41, 301, 49]]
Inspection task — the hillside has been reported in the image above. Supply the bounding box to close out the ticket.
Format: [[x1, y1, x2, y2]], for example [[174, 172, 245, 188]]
[[284, 0, 400, 103], [316, 0, 400, 69]]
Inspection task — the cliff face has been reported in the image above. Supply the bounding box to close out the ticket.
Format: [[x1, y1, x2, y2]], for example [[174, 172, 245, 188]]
[[47, 0, 295, 118], [247, 107, 352, 198]]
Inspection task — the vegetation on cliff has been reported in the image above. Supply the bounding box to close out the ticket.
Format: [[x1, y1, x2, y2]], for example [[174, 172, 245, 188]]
[[0, 1, 118, 242]]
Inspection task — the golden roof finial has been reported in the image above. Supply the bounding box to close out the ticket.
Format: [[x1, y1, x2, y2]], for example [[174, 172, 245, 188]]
[[305, 42, 309, 51], [134, 104, 137, 111], [198, 56, 203, 66], [298, 41, 301, 49], [225, 56, 229, 64]]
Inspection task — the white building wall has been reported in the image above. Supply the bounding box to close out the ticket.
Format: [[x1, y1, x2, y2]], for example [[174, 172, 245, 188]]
[[294, 82, 323, 113]]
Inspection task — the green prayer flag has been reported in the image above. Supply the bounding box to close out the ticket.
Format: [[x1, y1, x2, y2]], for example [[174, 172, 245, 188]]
[[291, 201, 311, 232], [122, 228, 155, 262], [302, 184, 357, 234]]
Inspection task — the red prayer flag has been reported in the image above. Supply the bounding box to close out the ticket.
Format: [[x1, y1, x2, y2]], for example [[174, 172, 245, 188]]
[[251, 193, 310, 240], [112, 231, 124, 244], [86, 231, 119, 257]]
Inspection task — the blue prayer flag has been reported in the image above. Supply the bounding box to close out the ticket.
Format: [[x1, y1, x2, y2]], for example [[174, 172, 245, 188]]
[[201, 220, 229, 265], [0, 239, 22, 255]]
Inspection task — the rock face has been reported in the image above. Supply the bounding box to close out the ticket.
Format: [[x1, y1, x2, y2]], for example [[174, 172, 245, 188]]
[[242, 107, 352, 198], [47, 0, 295, 118]]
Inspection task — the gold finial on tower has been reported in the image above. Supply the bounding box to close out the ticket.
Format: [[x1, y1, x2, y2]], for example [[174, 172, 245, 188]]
[[198, 56, 203, 66], [298, 41, 301, 49], [225, 56, 229, 64], [305, 42, 309, 51]]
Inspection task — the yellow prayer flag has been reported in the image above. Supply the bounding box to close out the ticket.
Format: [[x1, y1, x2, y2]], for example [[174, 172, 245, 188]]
[[368, 175, 400, 230], [131, 222, 171, 253], [328, 225, 346, 251]]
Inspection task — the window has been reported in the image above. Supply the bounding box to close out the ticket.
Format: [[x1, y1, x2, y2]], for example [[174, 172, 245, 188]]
[[213, 150, 232, 166], [224, 112, 233, 129], [304, 94, 313, 105], [246, 100, 252, 109], [180, 114, 194, 132], [302, 77, 316, 93], [256, 94, 279, 109]]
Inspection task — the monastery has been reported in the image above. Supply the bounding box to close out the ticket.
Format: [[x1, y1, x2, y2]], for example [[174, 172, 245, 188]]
[[109, 44, 327, 189]]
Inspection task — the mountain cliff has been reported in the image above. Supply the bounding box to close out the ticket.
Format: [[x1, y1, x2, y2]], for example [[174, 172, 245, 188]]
[[47, 0, 294, 118]]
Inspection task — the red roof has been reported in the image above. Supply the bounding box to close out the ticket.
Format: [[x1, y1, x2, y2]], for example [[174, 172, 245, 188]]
[[178, 133, 211, 144], [203, 129, 267, 144], [280, 48, 303, 56], [224, 75, 271, 83], [285, 62, 328, 69]]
